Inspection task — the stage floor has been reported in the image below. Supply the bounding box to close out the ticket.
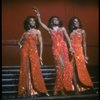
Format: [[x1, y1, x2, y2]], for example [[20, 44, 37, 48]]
[[2, 93, 98, 100]]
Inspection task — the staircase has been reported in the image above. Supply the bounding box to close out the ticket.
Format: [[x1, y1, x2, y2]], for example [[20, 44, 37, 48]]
[[2, 65, 99, 100]]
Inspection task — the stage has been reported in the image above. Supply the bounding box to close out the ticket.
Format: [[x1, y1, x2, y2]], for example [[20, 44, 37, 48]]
[[2, 93, 98, 100]]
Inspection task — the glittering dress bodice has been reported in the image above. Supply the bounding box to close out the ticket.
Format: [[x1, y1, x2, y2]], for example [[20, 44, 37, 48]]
[[23, 33, 37, 48], [51, 29, 67, 48], [70, 33, 82, 48], [51, 29, 68, 55]]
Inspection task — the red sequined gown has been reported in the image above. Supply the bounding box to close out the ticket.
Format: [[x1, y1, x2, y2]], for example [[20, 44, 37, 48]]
[[50, 29, 73, 92], [70, 32, 93, 87], [18, 33, 47, 96]]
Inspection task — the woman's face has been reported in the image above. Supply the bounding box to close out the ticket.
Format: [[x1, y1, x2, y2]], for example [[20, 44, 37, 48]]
[[29, 18, 36, 27], [52, 17, 60, 25], [73, 18, 80, 28]]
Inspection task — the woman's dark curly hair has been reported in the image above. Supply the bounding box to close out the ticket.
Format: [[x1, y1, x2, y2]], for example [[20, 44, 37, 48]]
[[68, 16, 82, 33], [24, 16, 39, 31], [48, 16, 62, 29]]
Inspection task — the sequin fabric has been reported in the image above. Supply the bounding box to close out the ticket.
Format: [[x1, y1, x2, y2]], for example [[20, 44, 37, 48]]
[[70, 32, 93, 86], [51, 29, 73, 92], [18, 33, 47, 96]]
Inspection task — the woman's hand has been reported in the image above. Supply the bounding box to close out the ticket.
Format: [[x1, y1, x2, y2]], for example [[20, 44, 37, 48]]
[[40, 57, 43, 65], [18, 42, 22, 48], [32, 7, 40, 17], [85, 56, 88, 64], [69, 47, 75, 55]]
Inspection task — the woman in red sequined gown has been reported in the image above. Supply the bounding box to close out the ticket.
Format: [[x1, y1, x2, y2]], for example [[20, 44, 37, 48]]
[[33, 8, 74, 95], [68, 17, 94, 93], [18, 16, 49, 97]]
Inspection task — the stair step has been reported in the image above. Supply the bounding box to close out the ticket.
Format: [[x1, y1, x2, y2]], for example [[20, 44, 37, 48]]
[[2, 83, 55, 88], [2, 91, 17, 94], [2, 79, 19, 81], [2, 74, 19, 76], [2, 73, 56, 79], [2, 84, 17, 87], [2, 69, 55, 71], [2, 77, 55, 81], [2, 73, 56, 76], [2, 65, 55, 68]]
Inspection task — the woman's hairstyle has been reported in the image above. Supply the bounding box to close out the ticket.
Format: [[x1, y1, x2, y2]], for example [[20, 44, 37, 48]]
[[24, 16, 39, 31], [48, 16, 62, 29], [68, 16, 82, 32]]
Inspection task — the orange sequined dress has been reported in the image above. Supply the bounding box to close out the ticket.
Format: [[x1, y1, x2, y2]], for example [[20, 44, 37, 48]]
[[70, 32, 93, 87], [18, 33, 47, 96], [50, 29, 73, 92]]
